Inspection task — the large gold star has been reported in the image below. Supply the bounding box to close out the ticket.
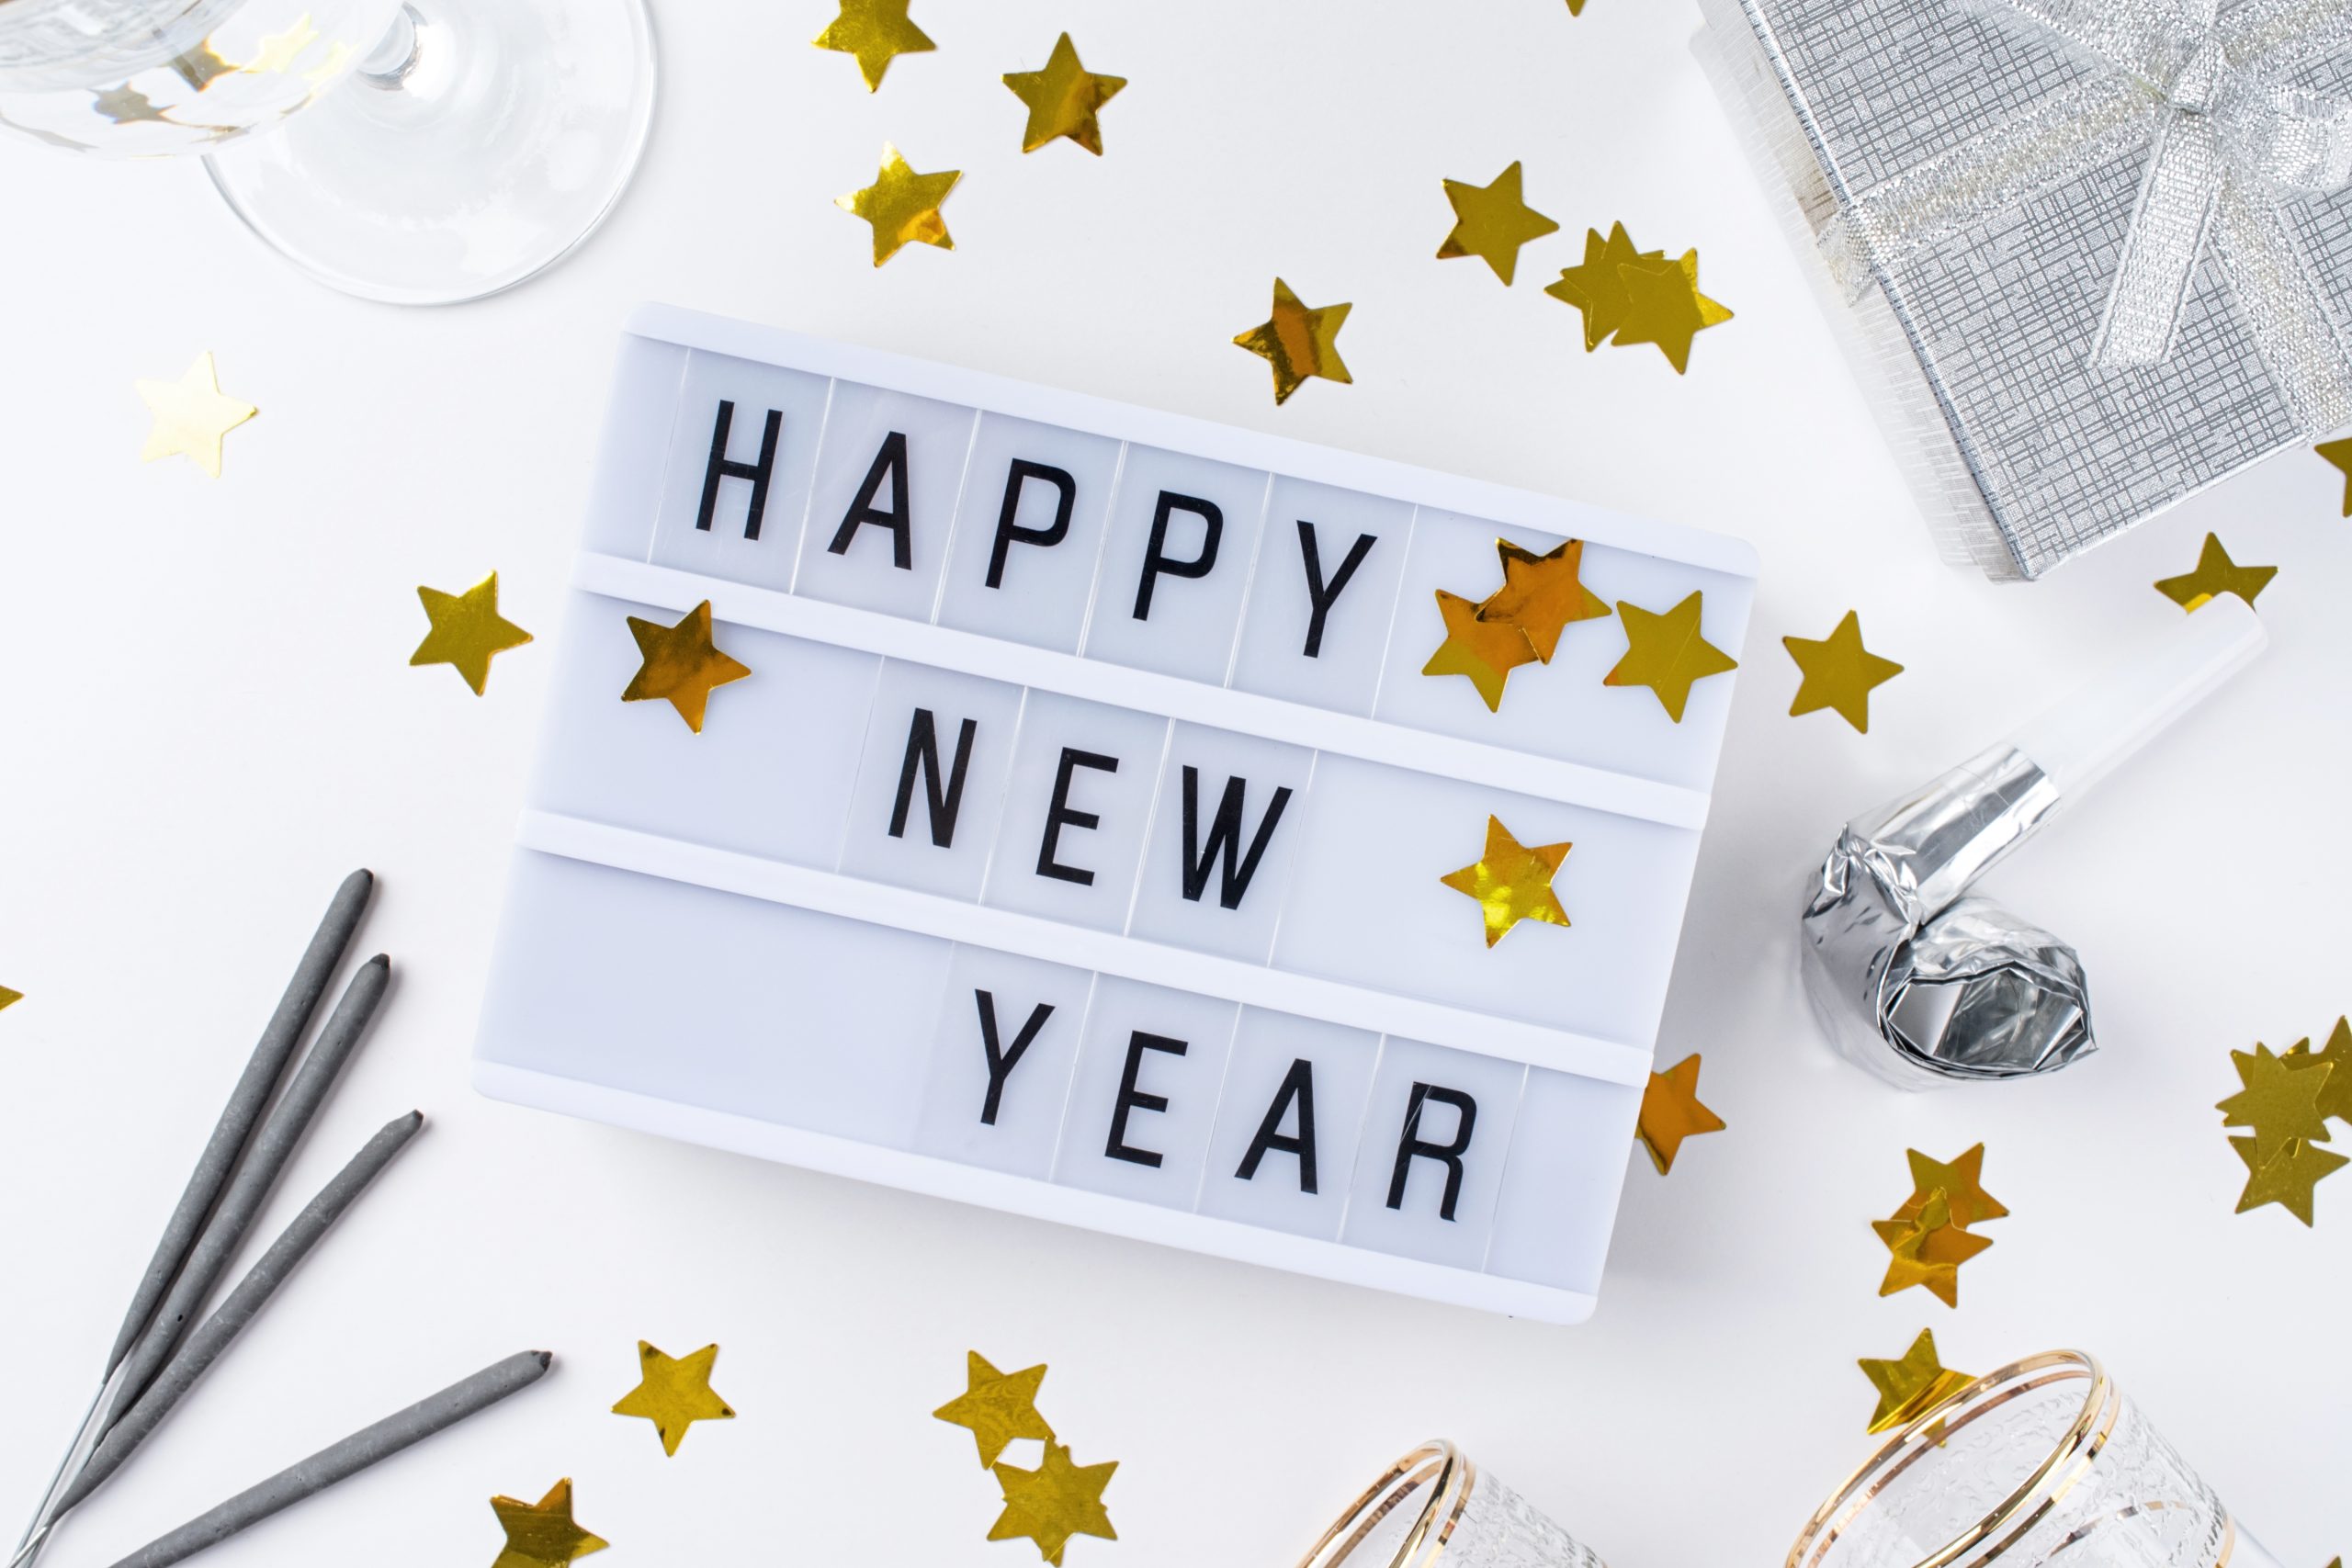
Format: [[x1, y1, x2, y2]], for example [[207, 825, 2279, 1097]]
[[1858, 1329, 1973, 1435], [1873, 1190, 1994, 1308], [411, 573, 532, 695], [2316, 437, 2352, 515], [1003, 33, 1125, 155], [136, 352, 257, 477], [811, 0, 933, 91], [1476, 538, 1609, 662], [1435, 161, 1559, 287], [1898, 1145, 2007, 1230], [2284, 1017, 2352, 1122], [1233, 278, 1352, 405], [1612, 250, 1734, 373], [1604, 591, 1737, 722], [1784, 610, 1903, 733], [2154, 532, 2276, 611], [1636, 1054, 1725, 1174], [622, 600, 751, 734], [989, 1441, 1118, 1565], [1423, 589, 1539, 711], [837, 143, 960, 266], [610, 1340, 735, 1458], [2219, 1043, 2335, 1161], [933, 1350, 1055, 1469], [1441, 815, 1572, 948], [2232, 1135, 2347, 1226], [246, 14, 318, 73], [490, 1479, 607, 1568], [1545, 224, 1665, 350]]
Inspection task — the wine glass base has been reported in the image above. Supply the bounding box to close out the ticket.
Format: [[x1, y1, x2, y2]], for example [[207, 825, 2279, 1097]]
[[204, 0, 656, 306]]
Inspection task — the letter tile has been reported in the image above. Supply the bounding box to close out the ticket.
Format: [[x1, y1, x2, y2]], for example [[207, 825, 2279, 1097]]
[[1126, 723, 1317, 963], [1340, 1035, 1527, 1270], [912, 946, 1098, 1178], [980, 691, 1170, 931], [840, 660, 1028, 900], [1051, 976, 1238, 1208], [650, 351, 831, 590], [936, 414, 1121, 651], [796, 381, 978, 620], [1230, 480, 1416, 715], [1196, 1009, 1380, 1239], [1081, 446, 1271, 682]]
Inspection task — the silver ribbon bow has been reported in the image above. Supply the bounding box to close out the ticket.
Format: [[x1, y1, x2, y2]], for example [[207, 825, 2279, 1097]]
[[1823, 0, 2352, 430]]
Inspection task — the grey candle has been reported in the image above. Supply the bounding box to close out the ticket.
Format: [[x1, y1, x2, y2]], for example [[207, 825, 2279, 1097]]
[[102, 1350, 553, 1568]]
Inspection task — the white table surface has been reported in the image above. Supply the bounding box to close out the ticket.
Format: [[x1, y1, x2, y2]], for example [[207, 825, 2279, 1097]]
[[3, 1, 2346, 1563]]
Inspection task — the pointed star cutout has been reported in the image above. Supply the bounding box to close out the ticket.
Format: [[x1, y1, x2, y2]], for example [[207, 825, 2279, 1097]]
[[490, 1479, 607, 1568], [136, 352, 257, 477], [1234, 278, 1352, 405], [1858, 1329, 1974, 1435], [611, 1340, 735, 1457], [411, 573, 532, 695], [1636, 1054, 1725, 1174], [2283, 1017, 2352, 1122], [623, 600, 751, 733], [1612, 250, 1734, 373], [1436, 161, 1559, 287], [2232, 1134, 2347, 1226], [247, 14, 318, 73], [1546, 224, 1665, 350], [1784, 610, 1903, 733], [934, 1350, 1055, 1468], [2219, 1043, 2335, 1162], [1873, 1190, 1993, 1308], [837, 143, 960, 266], [1003, 33, 1125, 155], [0, 986, 20, 1014], [2154, 532, 2276, 611], [1441, 815, 1572, 948], [1605, 590, 1737, 722], [1476, 538, 1609, 661], [812, 0, 934, 90], [1898, 1145, 2007, 1230], [1423, 589, 1539, 711], [989, 1441, 1118, 1565], [2316, 437, 2352, 515]]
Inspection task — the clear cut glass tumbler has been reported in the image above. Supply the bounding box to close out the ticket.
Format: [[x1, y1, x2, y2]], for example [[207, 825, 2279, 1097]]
[[1295, 1440, 1609, 1568]]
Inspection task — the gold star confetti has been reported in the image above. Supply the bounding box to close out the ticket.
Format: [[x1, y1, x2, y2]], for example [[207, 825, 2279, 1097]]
[[2317, 439, 2352, 515], [1858, 1329, 1973, 1436], [169, 44, 235, 90], [811, 0, 933, 91], [1423, 589, 1539, 711], [1604, 591, 1737, 722], [1565, 0, 1590, 11], [934, 1350, 1055, 1469], [93, 85, 169, 124], [1441, 814, 1572, 948], [1897, 1145, 2007, 1231], [1873, 1190, 1994, 1308], [1784, 610, 1903, 733], [490, 1479, 607, 1568], [1612, 250, 1734, 373], [2232, 1135, 2347, 1226], [1234, 278, 1352, 405], [136, 353, 257, 478], [247, 14, 318, 73], [1436, 162, 1559, 287], [2219, 1043, 2335, 1162], [411, 573, 532, 695], [1547, 223, 1664, 349], [1636, 1054, 1724, 1174], [611, 1340, 735, 1457], [0, 986, 20, 1014], [1476, 538, 1609, 662], [1003, 33, 1125, 155], [989, 1441, 1118, 1566], [2155, 532, 2276, 611], [837, 143, 960, 266], [623, 600, 751, 734], [2284, 1017, 2352, 1122]]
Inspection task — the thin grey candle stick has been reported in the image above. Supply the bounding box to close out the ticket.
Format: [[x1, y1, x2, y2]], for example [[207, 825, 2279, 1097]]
[[57, 1112, 425, 1517], [102, 1350, 553, 1568], [102, 954, 390, 1430]]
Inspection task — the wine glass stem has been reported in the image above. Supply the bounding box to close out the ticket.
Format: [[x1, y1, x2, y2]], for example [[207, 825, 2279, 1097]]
[[357, 5, 425, 89]]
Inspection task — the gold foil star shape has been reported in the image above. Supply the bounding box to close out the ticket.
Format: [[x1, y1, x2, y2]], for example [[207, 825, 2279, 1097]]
[[1441, 815, 1572, 948], [1636, 1054, 1725, 1174], [490, 1479, 607, 1568], [811, 0, 933, 90], [1612, 250, 1734, 373], [1003, 33, 1125, 155], [1546, 224, 1665, 350], [1423, 589, 1539, 711], [989, 1441, 1118, 1565], [2155, 532, 2276, 611], [933, 1350, 1055, 1468], [623, 600, 751, 733], [837, 143, 959, 266], [2316, 438, 2352, 515], [2219, 1043, 2335, 1161], [1873, 1190, 1994, 1308], [1436, 162, 1559, 287], [2284, 1017, 2352, 1122], [0, 986, 19, 1014], [611, 1340, 735, 1457], [137, 353, 258, 478], [2232, 1134, 2347, 1226], [411, 573, 532, 695], [1898, 1145, 2007, 1230], [1784, 610, 1903, 733], [1477, 538, 1609, 662], [1858, 1329, 1973, 1435], [1234, 278, 1352, 405], [247, 14, 318, 73], [1605, 591, 1737, 722]]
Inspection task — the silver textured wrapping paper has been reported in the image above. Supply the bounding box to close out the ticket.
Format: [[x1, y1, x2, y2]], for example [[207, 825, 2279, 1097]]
[[1695, 0, 2352, 580]]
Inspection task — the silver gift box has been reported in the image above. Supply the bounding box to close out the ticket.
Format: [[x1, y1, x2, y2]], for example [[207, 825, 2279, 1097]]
[[1695, 0, 2352, 580]]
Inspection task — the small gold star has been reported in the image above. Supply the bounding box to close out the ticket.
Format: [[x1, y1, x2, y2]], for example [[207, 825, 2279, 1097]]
[[1234, 278, 1352, 405], [1898, 1145, 2007, 1230], [934, 1350, 1055, 1469], [2232, 1135, 2347, 1226], [93, 85, 169, 124], [811, 0, 934, 91], [1784, 610, 1903, 733], [1636, 1054, 1725, 1174], [1872, 1190, 1993, 1308], [411, 573, 532, 695], [1612, 250, 1734, 373], [989, 1441, 1118, 1566], [0, 986, 20, 1014], [169, 44, 236, 90], [1858, 1329, 1973, 1435], [1003, 33, 1125, 155], [622, 600, 751, 734], [1604, 590, 1737, 722], [1565, 0, 1590, 11], [1546, 223, 1665, 349], [2219, 1043, 2335, 1162], [611, 1340, 735, 1457], [1441, 815, 1572, 948], [1435, 161, 1559, 287], [2155, 532, 2276, 611], [246, 14, 318, 73], [136, 353, 257, 478], [1476, 538, 1610, 662], [2283, 1018, 2352, 1121], [1423, 589, 1539, 711], [490, 1479, 607, 1568], [836, 142, 960, 266], [2316, 437, 2352, 515]]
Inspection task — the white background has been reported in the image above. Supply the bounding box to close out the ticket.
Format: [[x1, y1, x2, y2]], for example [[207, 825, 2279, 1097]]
[[2, 0, 2347, 1563]]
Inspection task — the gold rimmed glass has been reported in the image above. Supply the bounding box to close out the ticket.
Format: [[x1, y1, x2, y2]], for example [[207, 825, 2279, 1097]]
[[1295, 1440, 1609, 1568]]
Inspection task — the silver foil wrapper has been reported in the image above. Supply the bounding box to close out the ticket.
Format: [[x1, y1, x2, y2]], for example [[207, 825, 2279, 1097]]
[[1800, 746, 2097, 1089]]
